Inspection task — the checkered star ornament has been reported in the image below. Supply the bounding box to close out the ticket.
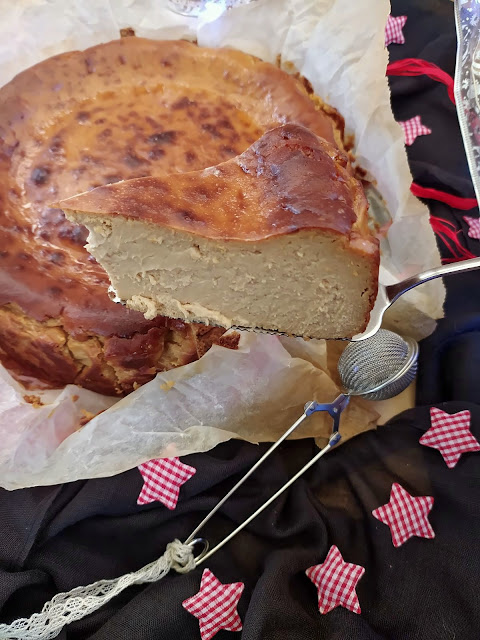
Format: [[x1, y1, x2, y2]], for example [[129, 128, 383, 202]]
[[137, 457, 196, 509], [385, 15, 407, 46], [464, 216, 480, 240], [399, 115, 432, 146], [420, 408, 480, 469], [372, 483, 435, 547], [182, 568, 244, 640], [305, 545, 365, 615]]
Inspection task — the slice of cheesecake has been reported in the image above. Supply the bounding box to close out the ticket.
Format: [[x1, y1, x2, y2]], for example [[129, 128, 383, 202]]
[[59, 124, 379, 339]]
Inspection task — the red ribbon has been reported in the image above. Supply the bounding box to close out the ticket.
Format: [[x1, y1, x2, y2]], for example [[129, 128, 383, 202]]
[[411, 182, 478, 211], [429, 215, 476, 263], [385, 57, 479, 260], [386, 58, 455, 104]]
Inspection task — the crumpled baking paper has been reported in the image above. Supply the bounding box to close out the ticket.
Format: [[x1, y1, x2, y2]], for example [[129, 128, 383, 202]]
[[0, 333, 378, 490], [0, 0, 441, 489]]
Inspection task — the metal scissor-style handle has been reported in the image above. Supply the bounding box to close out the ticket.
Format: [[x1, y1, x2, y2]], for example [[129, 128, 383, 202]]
[[305, 394, 350, 435], [184, 395, 350, 564]]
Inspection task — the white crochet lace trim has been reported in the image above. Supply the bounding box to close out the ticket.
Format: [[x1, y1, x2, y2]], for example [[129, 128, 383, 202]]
[[0, 539, 195, 640]]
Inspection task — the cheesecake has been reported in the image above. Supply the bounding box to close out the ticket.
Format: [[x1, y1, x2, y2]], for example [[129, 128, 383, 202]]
[[60, 124, 379, 340], [0, 36, 346, 394]]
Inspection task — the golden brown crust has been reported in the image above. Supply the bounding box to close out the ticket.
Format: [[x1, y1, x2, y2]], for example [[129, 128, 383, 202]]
[[0, 302, 227, 394], [0, 37, 341, 394], [60, 124, 370, 242]]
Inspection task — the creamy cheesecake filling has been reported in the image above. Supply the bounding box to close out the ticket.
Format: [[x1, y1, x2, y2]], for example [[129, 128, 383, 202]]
[[60, 124, 379, 340], [70, 215, 377, 339]]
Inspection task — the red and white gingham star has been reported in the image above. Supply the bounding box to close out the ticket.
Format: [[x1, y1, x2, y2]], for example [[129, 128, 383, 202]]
[[420, 408, 480, 469], [305, 545, 365, 615], [464, 216, 480, 240], [182, 568, 244, 640], [399, 115, 432, 146], [372, 483, 435, 547], [137, 457, 196, 509], [385, 15, 407, 46]]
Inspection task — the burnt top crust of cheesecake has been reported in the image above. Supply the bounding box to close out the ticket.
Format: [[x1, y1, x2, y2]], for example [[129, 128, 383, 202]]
[[0, 37, 343, 393], [59, 124, 370, 241], [60, 125, 379, 340], [0, 37, 336, 334]]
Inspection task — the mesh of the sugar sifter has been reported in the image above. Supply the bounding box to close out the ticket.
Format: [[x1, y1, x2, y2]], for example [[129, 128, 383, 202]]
[[338, 329, 419, 401]]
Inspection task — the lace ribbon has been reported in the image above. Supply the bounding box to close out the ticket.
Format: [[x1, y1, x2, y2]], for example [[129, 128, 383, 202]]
[[0, 539, 195, 640]]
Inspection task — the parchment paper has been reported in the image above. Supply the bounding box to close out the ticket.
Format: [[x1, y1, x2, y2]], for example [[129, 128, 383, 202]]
[[0, 0, 441, 489], [0, 333, 378, 490]]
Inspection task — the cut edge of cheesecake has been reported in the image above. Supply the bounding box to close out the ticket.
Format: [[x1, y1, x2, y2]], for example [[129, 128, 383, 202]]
[[58, 124, 379, 339]]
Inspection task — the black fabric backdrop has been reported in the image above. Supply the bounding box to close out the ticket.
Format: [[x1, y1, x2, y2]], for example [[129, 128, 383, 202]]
[[1, 1, 480, 638]]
